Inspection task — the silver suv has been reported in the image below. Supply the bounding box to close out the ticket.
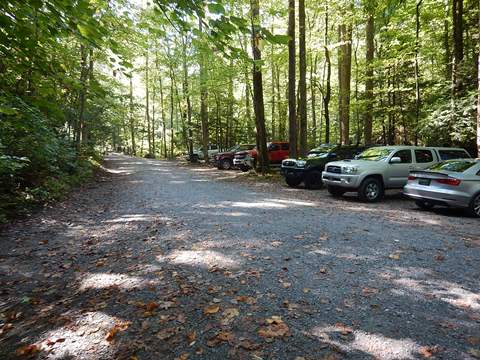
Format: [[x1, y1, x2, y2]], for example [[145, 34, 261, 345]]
[[322, 146, 471, 202]]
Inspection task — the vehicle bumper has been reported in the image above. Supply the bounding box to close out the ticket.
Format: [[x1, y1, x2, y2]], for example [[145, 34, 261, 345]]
[[233, 158, 250, 167], [322, 172, 362, 189], [281, 166, 305, 178], [403, 184, 471, 208]]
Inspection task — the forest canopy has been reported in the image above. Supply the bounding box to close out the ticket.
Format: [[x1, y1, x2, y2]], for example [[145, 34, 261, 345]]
[[0, 0, 479, 218]]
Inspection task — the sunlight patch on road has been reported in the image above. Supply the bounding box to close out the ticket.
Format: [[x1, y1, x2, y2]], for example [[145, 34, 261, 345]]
[[157, 249, 240, 269], [36, 311, 118, 359], [393, 277, 480, 310], [79, 272, 148, 290], [311, 325, 421, 359], [104, 214, 171, 224]]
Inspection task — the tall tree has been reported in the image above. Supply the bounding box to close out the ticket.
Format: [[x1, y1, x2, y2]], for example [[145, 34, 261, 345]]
[[414, 0, 423, 146], [298, 0, 307, 155], [338, 22, 352, 145], [451, 0, 463, 97], [323, 5, 332, 144], [250, 0, 269, 173], [477, 0, 480, 157], [287, 0, 297, 157], [182, 33, 193, 159], [198, 18, 209, 163], [145, 50, 151, 155], [364, 3, 375, 145]]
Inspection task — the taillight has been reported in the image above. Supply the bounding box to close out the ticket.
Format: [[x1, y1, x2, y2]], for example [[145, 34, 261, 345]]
[[434, 178, 461, 186], [408, 175, 416, 181]]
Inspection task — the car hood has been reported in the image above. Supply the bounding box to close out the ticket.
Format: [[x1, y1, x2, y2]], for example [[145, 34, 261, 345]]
[[216, 151, 234, 157], [326, 159, 385, 169]]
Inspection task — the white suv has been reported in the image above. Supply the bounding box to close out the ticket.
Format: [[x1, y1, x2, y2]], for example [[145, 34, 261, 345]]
[[191, 145, 220, 161], [322, 146, 471, 202]]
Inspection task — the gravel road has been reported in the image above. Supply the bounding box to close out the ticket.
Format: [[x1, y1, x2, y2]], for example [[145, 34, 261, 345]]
[[0, 153, 479, 360]]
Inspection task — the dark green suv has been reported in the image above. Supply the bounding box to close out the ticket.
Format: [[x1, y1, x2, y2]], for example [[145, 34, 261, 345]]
[[281, 144, 366, 189]]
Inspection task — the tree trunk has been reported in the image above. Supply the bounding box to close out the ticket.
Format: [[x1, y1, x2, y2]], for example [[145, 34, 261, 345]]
[[477, 0, 480, 157], [298, 0, 307, 156], [182, 33, 193, 158], [452, 0, 463, 97], [276, 66, 286, 140], [76, 44, 88, 151], [169, 67, 175, 159], [414, 0, 423, 146], [250, 0, 269, 173], [129, 75, 136, 155], [145, 51, 151, 155], [228, 57, 234, 147], [338, 23, 352, 145], [159, 75, 167, 158], [323, 4, 331, 144], [444, 0, 451, 80], [364, 8, 374, 145], [198, 18, 209, 162], [288, 0, 297, 157], [271, 45, 276, 140], [310, 53, 318, 146]]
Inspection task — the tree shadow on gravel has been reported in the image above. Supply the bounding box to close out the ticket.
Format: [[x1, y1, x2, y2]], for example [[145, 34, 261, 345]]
[[1, 154, 478, 360]]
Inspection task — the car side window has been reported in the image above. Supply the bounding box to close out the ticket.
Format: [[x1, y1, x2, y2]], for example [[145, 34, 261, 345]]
[[414, 149, 433, 163], [336, 149, 351, 159], [392, 150, 412, 163], [269, 144, 280, 151], [281, 143, 289, 150]]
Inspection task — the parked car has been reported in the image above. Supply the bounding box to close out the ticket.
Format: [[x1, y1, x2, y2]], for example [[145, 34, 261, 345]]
[[281, 144, 366, 189], [233, 141, 289, 172], [322, 146, 471, 202], [213, 144, 256, 170], [190, 144, 220, 161], [404, 159, 480, 217]]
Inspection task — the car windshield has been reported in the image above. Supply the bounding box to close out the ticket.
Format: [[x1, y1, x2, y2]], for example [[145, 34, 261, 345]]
[[238, 145, 254, 151], [357, 148, 393, 161], [429, 160, 476, 172]]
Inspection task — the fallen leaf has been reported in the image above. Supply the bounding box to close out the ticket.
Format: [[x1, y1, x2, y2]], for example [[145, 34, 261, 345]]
[[419, 346, 440, 358], [105, 321, 130, 342], [175, 352, 189, 360], [361, 287, 379, 296], [221, 308, 239, 325], [16, 344, 39, 356], [468, 337, 480, 346], [388, 253, 400, 260], [203, 305, 220, 315], [434, 254, 445, 261], [206, 331, 234, 347], [186, 330, 196, 344], [258, 316, 289, 338], [468, 349, 480, 359]]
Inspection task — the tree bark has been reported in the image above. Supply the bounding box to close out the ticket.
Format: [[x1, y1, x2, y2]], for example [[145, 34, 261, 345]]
[[323, 5, 331, 144], [364, 8, 374, 145], [477, 0, 480, 157], [159, 74, 167, 158], [182, 33, 193, 158], [271, 43, 276, 140], [288, 0, 297, 157], [414, 0, 423, 146], [338, 23, 352, 145], [129, 75, 136, 155], [198, 18, 209, 163], [250, 0, 269, 173], [452, 0, 463, 97], [145, 50, 151, 155], [169, 67, 175, 159], [444, 0, 451, 80], [310, 53, 318, 146], [298, 0, 307, 156]]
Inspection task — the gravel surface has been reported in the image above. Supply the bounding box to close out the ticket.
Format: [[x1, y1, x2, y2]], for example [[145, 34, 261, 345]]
[[0, 153, 479, 360]]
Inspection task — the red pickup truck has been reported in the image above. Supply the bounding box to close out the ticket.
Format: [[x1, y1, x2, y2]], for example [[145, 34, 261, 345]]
[[233, 141, 290, 171]]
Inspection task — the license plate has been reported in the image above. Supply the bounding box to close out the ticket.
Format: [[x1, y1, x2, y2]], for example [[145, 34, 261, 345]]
[[418, 178, 431, 186]]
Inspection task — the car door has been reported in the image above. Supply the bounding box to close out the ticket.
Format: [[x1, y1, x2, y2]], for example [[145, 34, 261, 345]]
[[268, 143, 280, 162], [385, 149, 414, 188], [280, 143, 289, 160], [413, 149, 436, 170]]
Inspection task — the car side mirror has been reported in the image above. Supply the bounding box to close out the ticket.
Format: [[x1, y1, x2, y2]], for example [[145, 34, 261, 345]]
[[390, 157, 402, 164]]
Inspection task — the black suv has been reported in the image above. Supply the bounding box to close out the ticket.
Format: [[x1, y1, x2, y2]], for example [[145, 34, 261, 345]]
[[281, 144, 366, 189]]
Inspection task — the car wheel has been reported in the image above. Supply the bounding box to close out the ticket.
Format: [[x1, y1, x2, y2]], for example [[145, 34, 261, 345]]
[[285, 175, 302, 188], [415, 200, 434, 210], [358, 177, 383, 202], [304, 171, 323, 190], [190, 154, 199, 163], [327, 185, 345, 197], [468, 193, 480, 218], [239, 165, 250, 172], [220, 159, 232, 170]]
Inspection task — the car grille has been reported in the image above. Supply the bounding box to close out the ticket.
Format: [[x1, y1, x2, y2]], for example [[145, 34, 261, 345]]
[[283, 160, 296, 167], [326, 165, 341, 174]]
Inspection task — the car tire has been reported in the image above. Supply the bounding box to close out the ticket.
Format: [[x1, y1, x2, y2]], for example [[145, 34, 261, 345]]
[[220, 158, 232, 170], [239, 165, 250, 172], [468, 193, 480, 218], [358, 177, 384, 202], [285, 175, 302, 188], [190, 154, 199, 163], [415, 200, 434, 210], [304, 170, 323, 190], [327, 185, 345, 197]]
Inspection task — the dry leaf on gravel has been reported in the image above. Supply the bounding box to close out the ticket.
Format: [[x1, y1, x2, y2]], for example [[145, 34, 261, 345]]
[[419, 346, 440, 358], [16, 344, 39, 356], [105, 321, 129, 342], [468, 349, 480, 359], [203, 305, 220, 315], [221, 308, 239, 325], [206, 331, 234, 347], [258, 316, 289, 338]]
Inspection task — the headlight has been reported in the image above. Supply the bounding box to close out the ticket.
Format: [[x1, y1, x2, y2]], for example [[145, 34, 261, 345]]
[[342, 165, 358, 174], [296, 160, 306, 168]]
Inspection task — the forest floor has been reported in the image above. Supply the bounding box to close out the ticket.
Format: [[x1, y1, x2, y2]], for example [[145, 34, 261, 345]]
[[0, 153, 479, 360]]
